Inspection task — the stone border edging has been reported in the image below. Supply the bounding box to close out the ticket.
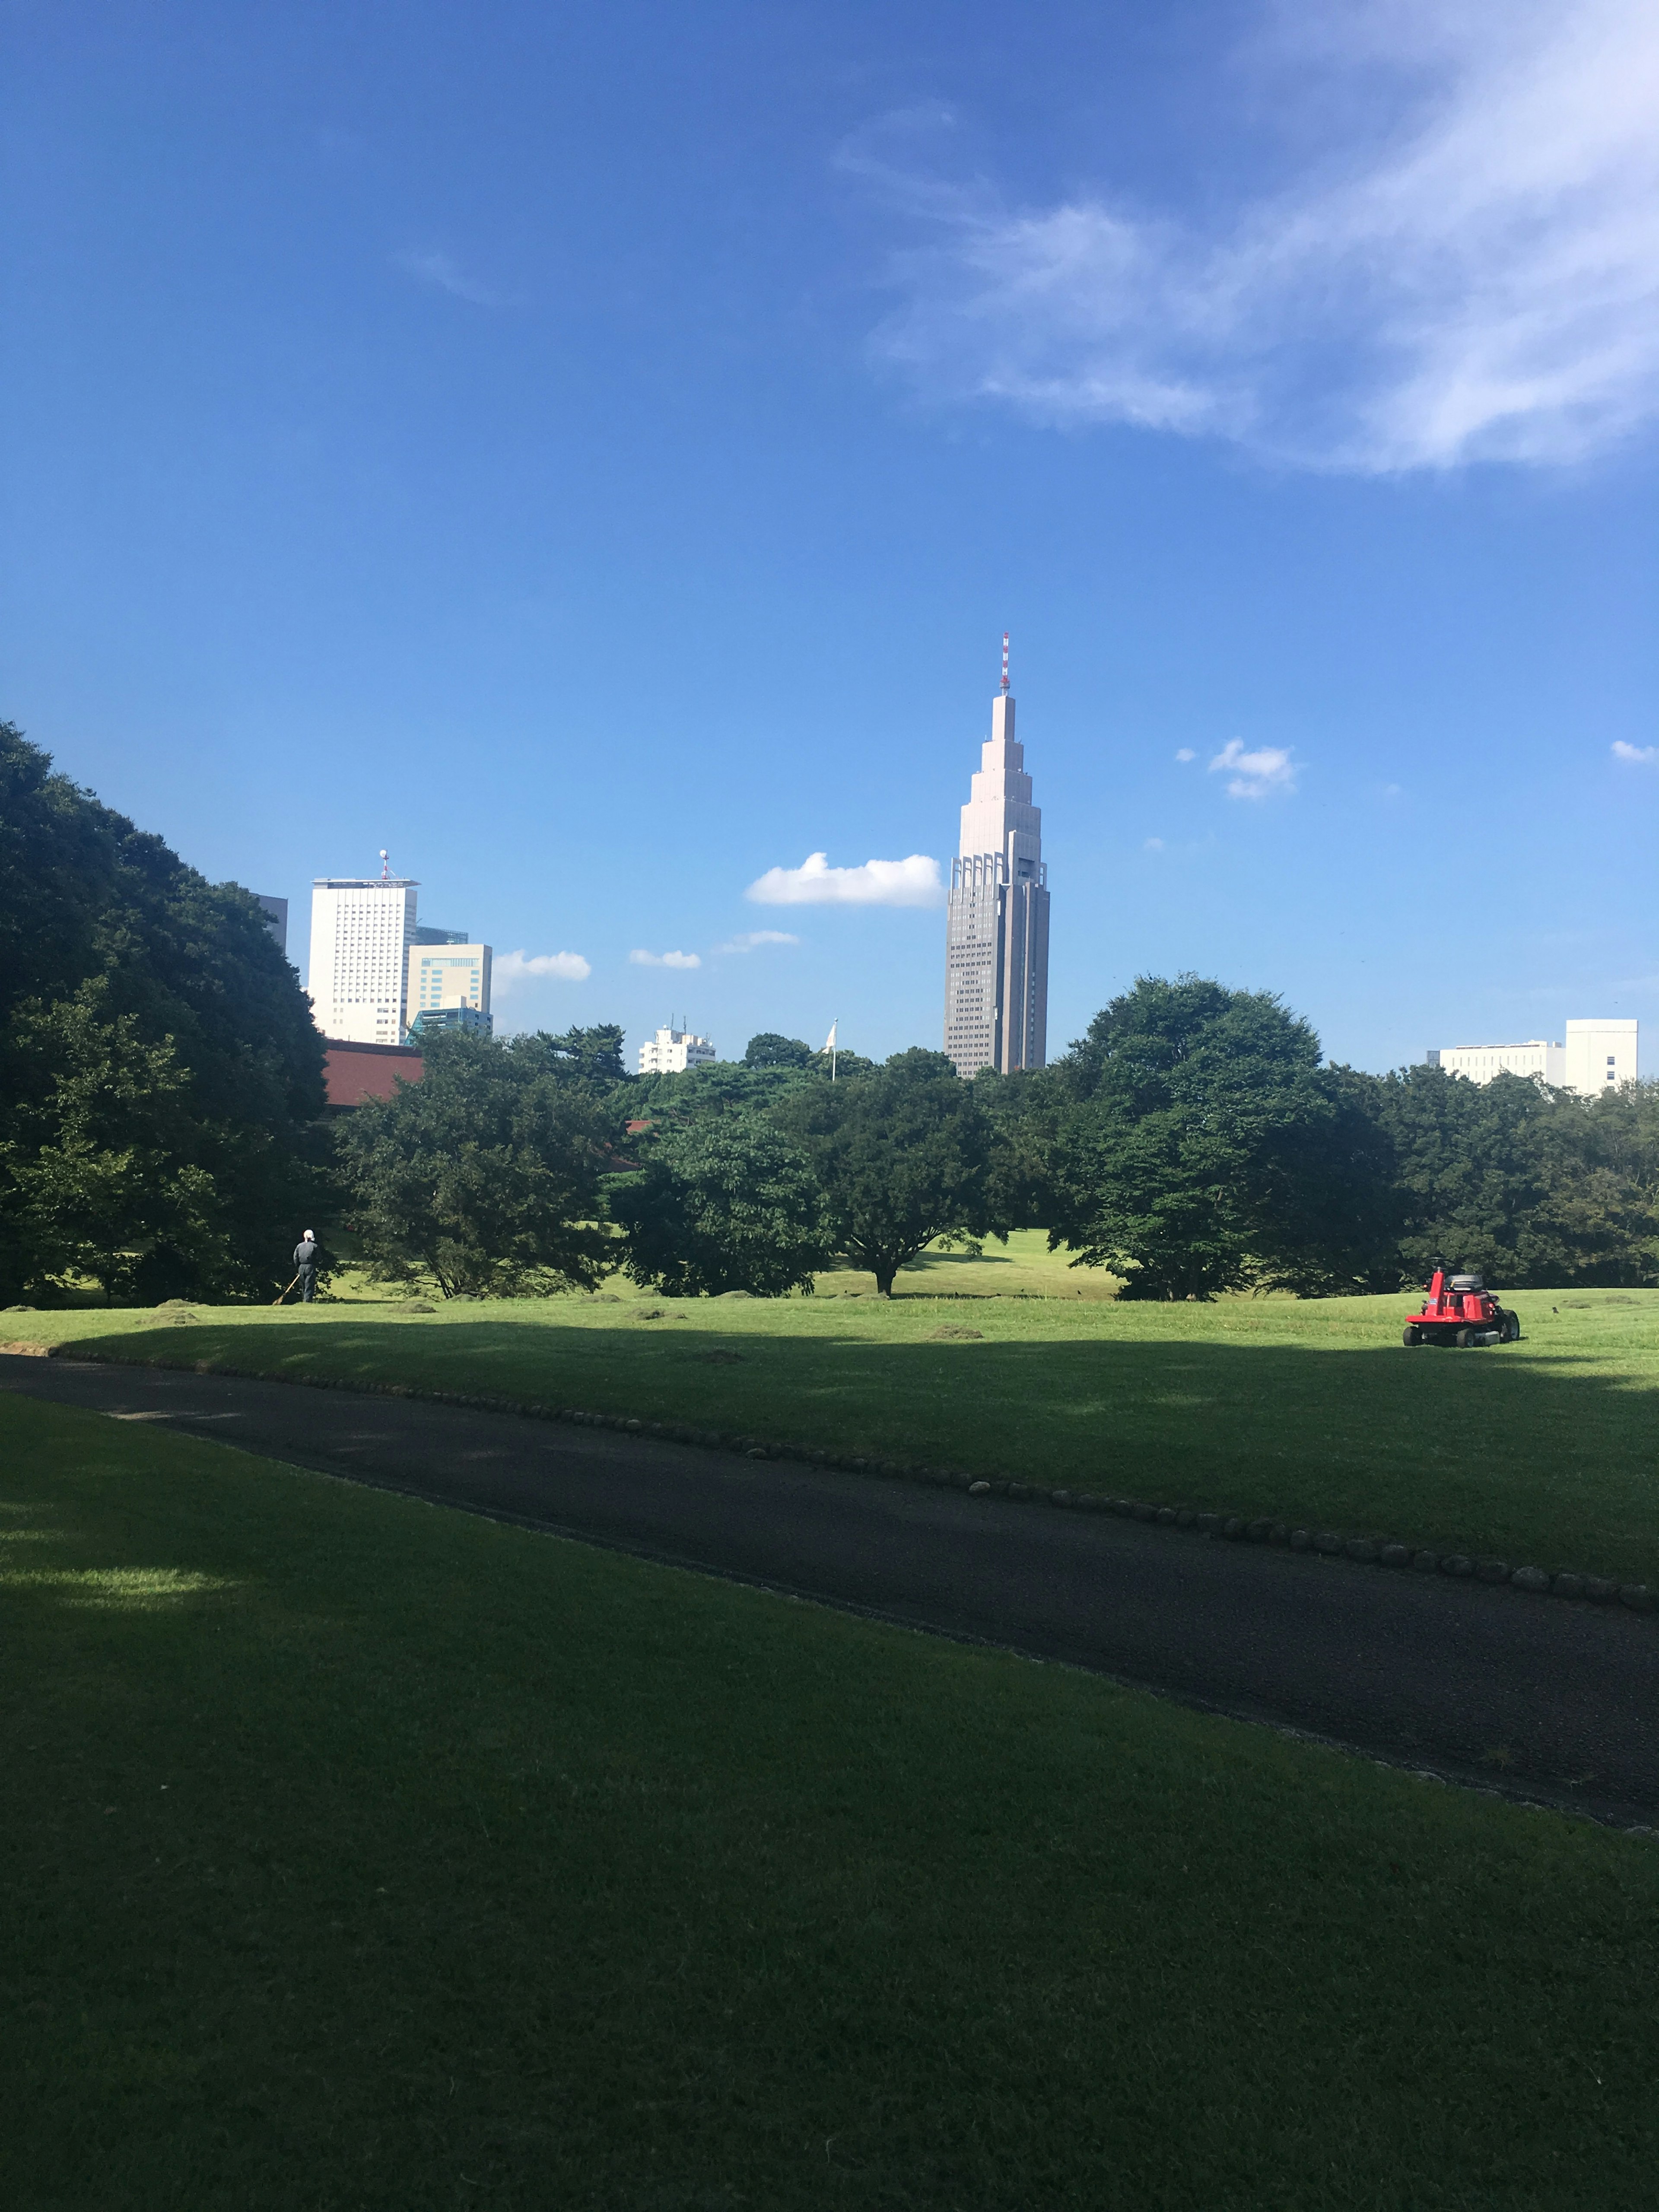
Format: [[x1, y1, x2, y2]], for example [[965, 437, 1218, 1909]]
[[49, 1343, 1655, 1618]]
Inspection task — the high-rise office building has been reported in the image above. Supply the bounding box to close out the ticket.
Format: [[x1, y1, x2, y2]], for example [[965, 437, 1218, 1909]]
[[944, 642, 1050, 1077], [256, 895, 289, 955], [407, 938, 492, 1033], [307, 858, 419, 1043]]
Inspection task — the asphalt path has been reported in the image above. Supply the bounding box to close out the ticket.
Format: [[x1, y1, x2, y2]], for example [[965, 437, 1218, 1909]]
[[7, 1353, 1659, 1827]]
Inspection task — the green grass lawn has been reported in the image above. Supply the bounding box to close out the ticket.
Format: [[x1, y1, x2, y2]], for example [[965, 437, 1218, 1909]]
[[3, 1391, 1656, 2211], [11, 1265, 1659, 1586]]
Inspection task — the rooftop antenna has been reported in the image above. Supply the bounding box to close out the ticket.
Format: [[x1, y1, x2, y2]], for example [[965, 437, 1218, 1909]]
[[378, 848, 391, 881], [1000, 632, 1010, 694]]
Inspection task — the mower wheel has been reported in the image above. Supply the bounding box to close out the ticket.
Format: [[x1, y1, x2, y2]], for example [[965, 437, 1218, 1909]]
[[1454, 1326, 1473, 1348], [1502, 1313, 1520, 1343], [1403, 1325, 1422, 1347]]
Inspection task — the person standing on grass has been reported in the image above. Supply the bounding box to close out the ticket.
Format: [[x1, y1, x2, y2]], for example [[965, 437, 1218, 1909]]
[[292, 1229, 321, 1304]]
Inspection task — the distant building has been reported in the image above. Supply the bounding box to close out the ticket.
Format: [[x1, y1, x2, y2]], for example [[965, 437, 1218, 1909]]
[[410, 1004, 492, 1037], [256, 895, 288, 956], [415, 924, 470, 946], [308, 864, 419, 1044], [321, 1039, 424, 1109], [944, 640, 1049, 1077], [1428, 1019, 1637, 1091], [637, 1024, 717, 1074], [408, 940, 491, 1032]]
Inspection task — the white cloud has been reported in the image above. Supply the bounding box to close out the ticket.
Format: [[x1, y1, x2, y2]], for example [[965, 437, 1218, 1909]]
[[855, 1, 1659, 471], [1175, 748, 1196, 763], [393, 248, 505, 306], [1612, 739, 1658, 763], [629, 948, 702, 969], [1144, 836, 1166, 850], [712, 930, 801, 953], [494, 949, 591, 992], [745, 851, 944, 907], [1210, 738, 1297, 799]]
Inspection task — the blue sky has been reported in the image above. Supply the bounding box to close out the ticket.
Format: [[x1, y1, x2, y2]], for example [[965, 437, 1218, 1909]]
[[4, 0, 1657, 1071]]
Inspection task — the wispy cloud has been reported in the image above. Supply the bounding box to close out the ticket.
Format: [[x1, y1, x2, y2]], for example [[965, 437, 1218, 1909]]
[[393, 248, 505, 307], [1210, 739, 1297, 799], [629, 948, 702, 969], [712, 930, 801, 953], [1612, 739, 1658, 763], [853, 1, 1659, 471], [1175, 748, 1196, 763], [745, 852, 944, 907], [494, 948, 591, 992]]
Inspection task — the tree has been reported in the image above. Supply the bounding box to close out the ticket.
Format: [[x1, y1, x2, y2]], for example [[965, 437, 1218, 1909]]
[[775, 1048, 1001, 1295], [1364, 1066, 1659, 1288], [743, 1032, 815, 1069], [1046, 975, 1390, 1299], [0, 979, 238, 1301], [543, 1024, 630, 1087], [336, 1029, 624, 1297], [610, 1111, 829, 1296], [0, 721, 327, 1303]]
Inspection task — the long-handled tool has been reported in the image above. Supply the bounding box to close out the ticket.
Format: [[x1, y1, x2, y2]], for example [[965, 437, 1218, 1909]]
[[273, 1274, 301, 1306]]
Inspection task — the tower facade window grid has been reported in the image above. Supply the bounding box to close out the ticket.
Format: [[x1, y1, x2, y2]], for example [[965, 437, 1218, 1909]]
[[944, 656, 1050, 1079], [308, 874, 420, 1044]]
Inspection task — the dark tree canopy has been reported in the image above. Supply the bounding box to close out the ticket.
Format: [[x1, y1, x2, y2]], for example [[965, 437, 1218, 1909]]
[[0, 721, 327, 1303], [610, 1110, 829, 1296], [743, 1032, 816, 1070], [1046, 976, 1395, 1299], [775, 1048, 1001, 1295], [542, 1025, 630, 1087], [336, 1028, 625, 1297], [1363, 1065, 1659, 1288]]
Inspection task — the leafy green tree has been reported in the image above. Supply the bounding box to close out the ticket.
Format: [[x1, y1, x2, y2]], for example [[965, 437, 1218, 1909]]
[[743, 1032, 816, 1069], [1364, 1066, 1659, 1288], [1047, 975, 1391, 1299], [610, 1111, 829, 1295], [775, 1048, 1001, 1295], [543, 1024, 630, 1087], [336, 1028, 623, 1297], [0, 979, 238, 1301], [0, 721, 327, 1303]]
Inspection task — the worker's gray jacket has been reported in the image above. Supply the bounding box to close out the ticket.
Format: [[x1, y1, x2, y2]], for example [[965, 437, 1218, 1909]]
[[293, 1240, 320, 1271]]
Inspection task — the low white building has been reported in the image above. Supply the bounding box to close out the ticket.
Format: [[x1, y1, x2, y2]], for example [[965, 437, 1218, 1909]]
[[636, 1024, 717, 1075], [1428, 1019, 1637, 1092]]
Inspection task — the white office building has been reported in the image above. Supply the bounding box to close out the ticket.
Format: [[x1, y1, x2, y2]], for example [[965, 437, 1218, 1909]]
[[944, 647, 1050, 1078], [636, 1024, 717, 1075], [308, 868, 419, 1044], [1428, 1020, 1637, 1092]]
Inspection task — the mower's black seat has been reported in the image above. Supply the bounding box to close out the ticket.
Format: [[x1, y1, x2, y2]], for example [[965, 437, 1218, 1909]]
[[1448, 1274, 1484, 1292]]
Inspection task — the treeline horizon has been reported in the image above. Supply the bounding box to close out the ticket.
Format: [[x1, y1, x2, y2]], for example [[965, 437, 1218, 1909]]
[[4, 715, 1657, 1306]]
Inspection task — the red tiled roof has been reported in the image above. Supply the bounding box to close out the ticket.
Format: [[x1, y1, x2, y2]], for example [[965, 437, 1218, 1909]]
[[322, 1040, 425, 1108]]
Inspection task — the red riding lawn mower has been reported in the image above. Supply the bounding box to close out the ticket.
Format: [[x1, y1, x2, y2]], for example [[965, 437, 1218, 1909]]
[[1403, 1262, 1520, 1349]]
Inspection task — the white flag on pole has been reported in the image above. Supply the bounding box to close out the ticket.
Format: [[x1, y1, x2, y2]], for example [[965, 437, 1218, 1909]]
[[820, 1021, 838, 1054]]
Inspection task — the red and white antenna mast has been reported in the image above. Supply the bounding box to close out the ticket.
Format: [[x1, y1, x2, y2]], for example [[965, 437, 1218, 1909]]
[[1000, 632, 1011, 693], [378, 848, 391, 881]]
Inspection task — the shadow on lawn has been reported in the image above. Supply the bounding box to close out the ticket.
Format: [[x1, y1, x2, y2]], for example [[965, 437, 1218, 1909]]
[[61, 1314, 1659, 1580]]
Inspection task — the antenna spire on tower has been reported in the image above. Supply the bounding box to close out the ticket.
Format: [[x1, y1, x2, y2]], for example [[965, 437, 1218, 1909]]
[[1000, 632, 1010, 694], [379, 848, 391, 881]]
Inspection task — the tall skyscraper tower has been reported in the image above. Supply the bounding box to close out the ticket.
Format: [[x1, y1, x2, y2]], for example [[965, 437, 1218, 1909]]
[[944, 639, 1050, 1078], [308, 854, 420, 1043]]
